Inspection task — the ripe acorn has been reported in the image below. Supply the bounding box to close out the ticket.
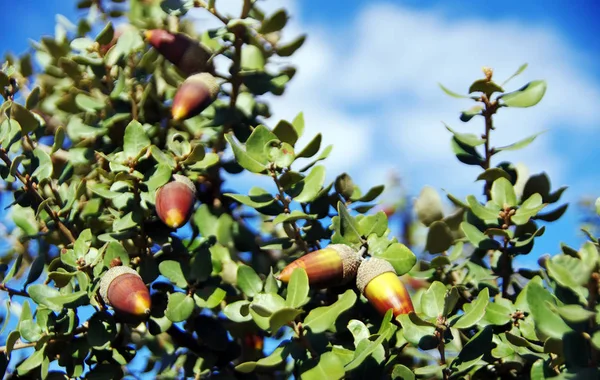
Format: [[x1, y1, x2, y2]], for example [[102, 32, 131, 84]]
[[277, 244, 362, 288], [155, 174, 196, 229], [100, 266, 151, 317], [145, 29, 213, 75], [356, 257, 414, 317], [171, 73, 219, 121]]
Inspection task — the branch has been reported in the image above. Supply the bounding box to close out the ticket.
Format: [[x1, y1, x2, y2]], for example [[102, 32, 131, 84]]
[[0, 324, 88, 354], [0, 148, 76, 244]]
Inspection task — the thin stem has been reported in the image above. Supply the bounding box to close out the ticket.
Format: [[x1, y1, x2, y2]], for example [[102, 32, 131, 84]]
[[481, 95, 497, 202], [0, 324, 88, 353], [292, 322, 318, 359], [436, 327, 449, 380], [0, 148, 76, 244], [270, 166, 309, 254], [0, 283, 30, 298]]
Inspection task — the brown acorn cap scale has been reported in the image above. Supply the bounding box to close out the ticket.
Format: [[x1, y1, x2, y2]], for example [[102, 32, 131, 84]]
[[356, 257, 396, 293]]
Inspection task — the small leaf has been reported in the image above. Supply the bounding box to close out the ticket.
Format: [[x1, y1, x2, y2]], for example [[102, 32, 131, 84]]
[[277, 34, 306, 57], [25, 87, 41, 110], [294, 165, 325, 203], [526, 277, 572, 339], [285, 268, 309, 308], [415, 186, 444, 226], [237, 265, 263, 297], [224, 300, 252, 322], [556, 304, 595, 323], [460, 105, 483, 122], [468, 79, 504, 96], [421, 281, 447, 319], [297, 133, 321, 158], [304, 289, 356, 333], [12, 103, 39, 134], [158, 260, 188, 288], [123, 120, 150, 159], [500, 80, 546, 108], [165, 292, 195, 322], [225, 133, 266, 173], [491, 177, 517, 208], [260, 9, 288, 34], [452, 288, 489, 329], [467, 195, 500, 221], [495, 131, 545, 152], [376, 243, 416, 276], [438, 83, 468, 98], [269, 308, 302, 332], [52, 126, 65, 153], [445, 124, 485, 147], [336, 202, 362, 245], [425, 221, 454, 254], [502, 63, 528, 86]]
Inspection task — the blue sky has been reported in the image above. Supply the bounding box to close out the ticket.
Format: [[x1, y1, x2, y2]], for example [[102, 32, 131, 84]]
[[1, 0, 599, 264], [0, 0, 599, 376]]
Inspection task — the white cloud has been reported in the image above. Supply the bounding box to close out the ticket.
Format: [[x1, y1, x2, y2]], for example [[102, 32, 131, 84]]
[[195, 1, 600, 199]]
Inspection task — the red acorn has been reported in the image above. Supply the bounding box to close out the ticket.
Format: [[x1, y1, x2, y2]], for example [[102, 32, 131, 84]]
[[356, 258, 414, 317], [100, 266, 151, 317], [171, 73, 219, 121], [155, 174, 196, 229], [144, 29, 213, 75], [277, 244, 362, 288]]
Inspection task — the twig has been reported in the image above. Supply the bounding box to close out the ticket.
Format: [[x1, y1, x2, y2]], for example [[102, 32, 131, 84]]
[[0, 283, 29, 298], [292, 322, 318, 359], [0, 324, 88, 354], [269, 166, 309, 254], [0, 148, 76, 244]]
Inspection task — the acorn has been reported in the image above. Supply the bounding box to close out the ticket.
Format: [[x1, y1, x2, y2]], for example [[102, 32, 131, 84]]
[[144, 29, 213, 75], [356, 257, 414, 317], [100, 266, 151, 317], [171, 73, 219, 121], [155, 174, 196, 229], [277, 244, 362, 288]]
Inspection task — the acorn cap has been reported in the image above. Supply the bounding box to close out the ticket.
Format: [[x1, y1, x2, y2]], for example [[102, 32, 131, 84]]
[[356, 257, 396, 294], [328, 244, 362, 281], [172, 174, 196, 193]]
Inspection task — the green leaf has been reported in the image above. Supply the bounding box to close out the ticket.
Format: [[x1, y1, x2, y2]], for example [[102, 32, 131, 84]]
[[495, 131, 545, 152], [272, 120, 298, 146], [225, 133, 266, 173], [511, 193, 545, 225], [12, 103, 40, 134], [491, 177, 517, 208], [392, 364, 415, 380], [344, 333, 387, 371], [6, 330, 20, 358], [438, 83, 468, 98], [28, 284, 63, 312], [294, 165, 325, 203], [468, 79, 504, 96], [500, 80, 547, 108], [272, 210, 316, 225], [467, 195, 500, 221], [75, 93, 105, 112], [304, 289, 357, 333], [285, 267, 309, 308], [397, 313, 436, 349], [266, 140, 295, 168], [223, 300, 252, 322], [592, 332, 600, 351], [25, 254, 45, 287], [16, 344, 45, 375], [31, 147, 53, 180], [425, 221, 454, 254], [443, 287, 460, 317], [123, 120, 150, 159], [376, 243, 416, 276], [415, 186, 444, 226], [297, 133, 321, 158], [235, 341, 290, 373], [444, 124, 485, 147], [25, 87, 41, 110], [556, 304, 595, 323], [460, 105, 483, 122], [502, 63, 528, 86], [51, 126, 65, 153], [260, 9, 288, 34], [165, 292, 195, 322], [452, 288, 489, 329], [546, 254, 589, 288], [348, 320, 370, 347], [292, 112, 305, 138], [277, 34, 306, 57], [95, 21, 114, 45], [241, 45, 265, 71], [336, 201, 362, 244], [421, 281, 447, 319], [351, 185, 385, 203], [158, 260, 188, 288], [526, 277, 572, 339], [303, 352, 345, 380], [237, 265, 263, 297], [269, 308, 302, 332], [224, 189, 276, 209]]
